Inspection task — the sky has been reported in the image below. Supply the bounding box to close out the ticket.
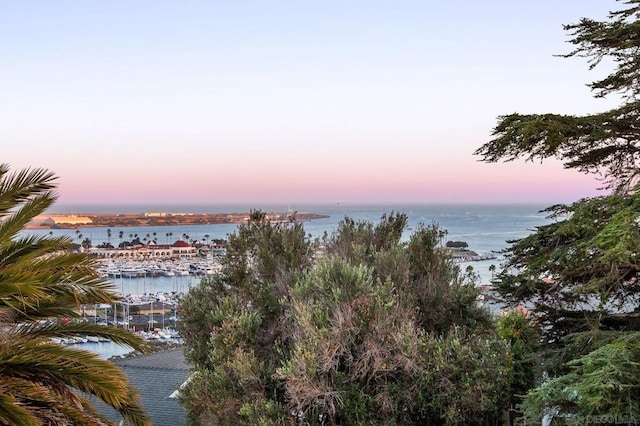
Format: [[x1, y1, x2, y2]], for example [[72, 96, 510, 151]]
[[0, 1, 623, 205]]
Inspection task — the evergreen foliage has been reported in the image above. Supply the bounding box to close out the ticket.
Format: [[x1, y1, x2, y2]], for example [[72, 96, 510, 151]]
[[475, 0, 640, 421], [475, 1, 640, 194], [178, 212, 512, 425], [495, 307, 540, 410], [445, 241, 469, 249]]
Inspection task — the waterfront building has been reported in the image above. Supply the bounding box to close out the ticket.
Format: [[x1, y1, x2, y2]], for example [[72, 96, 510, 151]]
[[89, 239, 198, 259]]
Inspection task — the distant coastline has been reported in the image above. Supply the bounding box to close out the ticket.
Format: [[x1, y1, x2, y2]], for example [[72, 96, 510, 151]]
[[26, 211, 330, 229]]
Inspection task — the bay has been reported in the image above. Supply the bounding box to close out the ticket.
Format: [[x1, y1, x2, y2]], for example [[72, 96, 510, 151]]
[[27, 203, 555, 358], [29, 203, 555, 287]]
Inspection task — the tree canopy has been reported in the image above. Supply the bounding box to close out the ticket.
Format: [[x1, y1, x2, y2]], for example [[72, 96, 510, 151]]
[[475, 0, 640, 422], [177, 212, 512, 425], [475, 1, 640, 194]]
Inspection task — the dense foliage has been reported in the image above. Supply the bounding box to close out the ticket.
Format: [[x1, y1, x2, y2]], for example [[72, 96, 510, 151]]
[[495, 307, 540, 410], [178, 212, 513, 425], [445, 241, 469, 249], [475, 0, 640, 422], [0, 164, 150, 426]]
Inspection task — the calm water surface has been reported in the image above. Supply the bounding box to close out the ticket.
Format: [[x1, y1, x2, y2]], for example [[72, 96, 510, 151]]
[[30, 203, 556, 357], [31, 203, 554, 285]]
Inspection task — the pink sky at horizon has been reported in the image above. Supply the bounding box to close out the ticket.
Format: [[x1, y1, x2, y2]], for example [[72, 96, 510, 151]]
[[1, 1, 618, 205], [48, 157, 604, 205]]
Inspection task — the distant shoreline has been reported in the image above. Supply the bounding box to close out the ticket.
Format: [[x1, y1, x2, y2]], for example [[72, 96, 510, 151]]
[[26, 212, 330, 230]]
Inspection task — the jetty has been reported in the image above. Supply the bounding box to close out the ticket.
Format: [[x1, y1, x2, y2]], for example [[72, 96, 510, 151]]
[[441, 247, 497, 263], [26, 211, 329, 229]]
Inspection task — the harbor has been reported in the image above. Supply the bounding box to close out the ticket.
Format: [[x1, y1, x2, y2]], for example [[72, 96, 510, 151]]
[[61, 330, 184, 360], [73, 293, 186, 359], [70, 254, 217, 356]]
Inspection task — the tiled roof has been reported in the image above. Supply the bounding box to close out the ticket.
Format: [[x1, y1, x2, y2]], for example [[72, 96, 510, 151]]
[[90, 348, 190, 426], [171, 240, 191, 248]]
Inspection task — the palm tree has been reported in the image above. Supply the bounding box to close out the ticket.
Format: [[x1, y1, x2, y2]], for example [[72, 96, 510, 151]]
[[0, 164, 150, 425], [489, 264, 496, 281]]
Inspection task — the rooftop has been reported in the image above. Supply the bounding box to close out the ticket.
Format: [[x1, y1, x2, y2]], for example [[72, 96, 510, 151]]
[[89, 347, 190, 426]]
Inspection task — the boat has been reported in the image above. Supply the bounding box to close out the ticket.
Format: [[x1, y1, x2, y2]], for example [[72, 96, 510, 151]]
[[144, 331, 161, 340], [159, 268, 175, 277], [120, 267, 146, 278], [106, 268, 121, 278], [172, 267, 190, 276]]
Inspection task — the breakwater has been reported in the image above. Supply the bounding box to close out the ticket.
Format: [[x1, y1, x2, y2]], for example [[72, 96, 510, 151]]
[[26, 211, 329, 229]]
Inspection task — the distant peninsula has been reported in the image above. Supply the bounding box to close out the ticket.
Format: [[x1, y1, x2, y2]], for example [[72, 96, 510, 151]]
[[26, 211, 330, 229]]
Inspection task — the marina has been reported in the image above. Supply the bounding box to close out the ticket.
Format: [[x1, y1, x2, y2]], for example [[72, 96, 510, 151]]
[[67, 255, 213, 358], [58, 331, 183, 360], [71, 294, 186, 359], [98, 259, 213, 295], [30, 204, 553, 361], [97, 257, 222, 282]]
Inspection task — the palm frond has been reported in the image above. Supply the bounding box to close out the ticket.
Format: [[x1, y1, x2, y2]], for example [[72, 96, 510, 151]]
[[0, 388, 40, 426], [0, 164, 150, 425], [16, 320, 149, 353], [0, 164, 57, 212], [0, 376, 110, 426], [0, 248, 120, 321], [0, 339, 149, 424], [0, 193, 56, 242], [0, 234, 73, 267]]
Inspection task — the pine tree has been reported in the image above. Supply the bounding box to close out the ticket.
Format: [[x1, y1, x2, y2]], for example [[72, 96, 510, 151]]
[[475, 1, 640, 421]]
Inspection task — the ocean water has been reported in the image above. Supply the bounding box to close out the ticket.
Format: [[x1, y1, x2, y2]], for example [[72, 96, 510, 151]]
[[27, 203, 555, 289], [27, 203, 554, 358]]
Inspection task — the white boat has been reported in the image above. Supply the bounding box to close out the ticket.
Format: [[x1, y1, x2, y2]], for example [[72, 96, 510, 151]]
[[159, 268, 175, 277], [172, 267, 190, 276], [157, 330, 171, 339], [106, 268, 121, 278], [120, 268, 146, 278], [145, 332, 161, 340]]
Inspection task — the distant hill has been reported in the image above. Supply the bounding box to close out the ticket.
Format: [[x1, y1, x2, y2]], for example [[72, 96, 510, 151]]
[[26, 212, 329, 229]]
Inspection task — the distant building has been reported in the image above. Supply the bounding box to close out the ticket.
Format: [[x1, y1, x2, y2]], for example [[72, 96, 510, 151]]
[[28, 214, 93, 227], [89, 240, 198, 259], [171, 240, 197, 258]]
